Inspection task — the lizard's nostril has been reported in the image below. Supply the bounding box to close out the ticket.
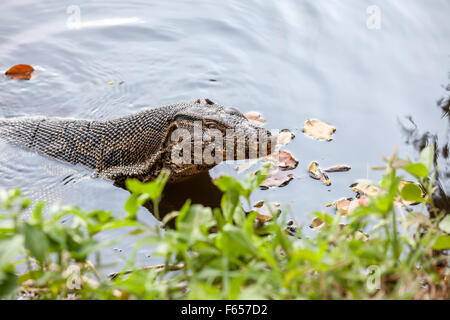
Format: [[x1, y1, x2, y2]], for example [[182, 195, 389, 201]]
[[224, 106, 242, 116]]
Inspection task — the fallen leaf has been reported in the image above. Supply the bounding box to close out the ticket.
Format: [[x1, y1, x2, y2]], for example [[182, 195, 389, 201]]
[[253, 201, 281, 222], [323, 165, 351, 173], [349, 183, 379, 197], [335, 198, 352, 215], [303, 119, 336, 141], [265, 150, 298, 170], [244, 111, 265, 126], [308, 161, 331, 186], [276, 129, 295, 146], [310, 217, 324, 229], [350, 181, 423, 207], [5, 64, 34, 80], [235, 159, 259, 174], [330, 196, 369, 215], [260, 167, 294, 189]]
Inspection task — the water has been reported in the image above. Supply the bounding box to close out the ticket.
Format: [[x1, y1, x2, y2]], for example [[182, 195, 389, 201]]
[[0, 0, 449, 272]]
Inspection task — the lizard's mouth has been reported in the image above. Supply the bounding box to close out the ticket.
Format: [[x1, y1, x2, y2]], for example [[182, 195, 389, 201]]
[[167, 125, 274, 167]]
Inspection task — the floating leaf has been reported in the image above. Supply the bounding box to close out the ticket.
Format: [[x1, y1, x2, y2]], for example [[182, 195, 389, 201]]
[[349, 183, 379, 197], [252, 201, 281, 222], [308, 161, 331, 186], [259, 167, 294, 189], [235, 159, 259, 174], [265, 150, 298, 170], [323, 165, 351, 173], [244, 112, 265, 126], [310, 217, 324, 229], [303, 119, 336, 141], [276, 129, 295, 146], [5, 64, 34, 80], [331, 196, 369, 215], [350, 181, 423, 207]]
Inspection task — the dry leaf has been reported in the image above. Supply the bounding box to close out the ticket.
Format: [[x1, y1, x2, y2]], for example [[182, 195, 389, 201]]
[[310, 217, 324, 229], [235, 159, 259, 174], [308, 161, 331, 186], [265, 150, 298, 170], [5, 64, 34, 80], [350, 181, 423, 207], [276, 129, 295, 146], [331, 196, 369, 215], [260, 167, 294, 189], [323, 165, 351, 173], [303, 119, 336, 141], [335, 198, 352, 215], [349, 183, 379, 197], [253, 201, 280, 222], [244, 111, 265, 126]]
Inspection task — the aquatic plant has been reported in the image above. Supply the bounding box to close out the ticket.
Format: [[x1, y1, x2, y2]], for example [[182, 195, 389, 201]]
[[0, 146, 448, 299]]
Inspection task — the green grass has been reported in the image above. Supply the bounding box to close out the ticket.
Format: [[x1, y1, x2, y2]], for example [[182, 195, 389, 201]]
[[0, 146, 448, 299]]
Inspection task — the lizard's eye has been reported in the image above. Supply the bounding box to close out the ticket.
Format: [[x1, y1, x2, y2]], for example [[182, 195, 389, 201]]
[[207, 123, 217, 129]]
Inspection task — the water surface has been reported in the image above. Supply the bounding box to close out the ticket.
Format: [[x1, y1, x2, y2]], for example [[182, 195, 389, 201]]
[[0, 0, 449, 271]]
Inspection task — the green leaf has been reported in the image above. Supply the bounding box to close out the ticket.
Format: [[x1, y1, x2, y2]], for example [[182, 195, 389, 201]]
[[0, 235, 24, 270], [218, 224, 258, 258], [20, 223, 50, 263], [31, 201, 45, 225], [419, 145, 434, 170], [400, 183, 424, 202], [0, 270, 18, 299], [432, 235, 450, 250], [404, 163, 429, 179], [438, 215, 450, 234], [176, 204, 215, 238]]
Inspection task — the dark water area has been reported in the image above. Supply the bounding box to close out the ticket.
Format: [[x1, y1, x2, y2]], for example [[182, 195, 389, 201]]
[[0, 0, 449, 272]]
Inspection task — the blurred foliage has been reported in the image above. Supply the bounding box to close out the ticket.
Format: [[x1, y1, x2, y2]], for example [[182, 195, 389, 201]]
[[0, 146, 448, 299]]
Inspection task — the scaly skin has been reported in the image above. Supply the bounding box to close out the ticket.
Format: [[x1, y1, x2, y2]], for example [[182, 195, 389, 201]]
[[0, 99, 273, 183]]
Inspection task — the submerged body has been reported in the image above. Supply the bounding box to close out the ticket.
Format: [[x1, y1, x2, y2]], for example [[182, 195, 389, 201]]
[[0, 99, 272, 183]]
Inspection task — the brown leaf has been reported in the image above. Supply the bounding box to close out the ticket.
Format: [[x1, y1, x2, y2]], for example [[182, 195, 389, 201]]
[[331, 196, 369, 215], [265, 150, 298, 170], [310, 217, 324, 229], [5, 64, 34, 80], [276, 129, 295, 146], [253, 201, 281, 222], [244, 111, 265, 126], [335, 198, 352, 215], [303, 119, 336, 141], [235, 159, 259, 174], [260, 167, 294, 189], [308, 161, 331, 186], [349, 183, 379, 197], [323, 165, 351, 173]]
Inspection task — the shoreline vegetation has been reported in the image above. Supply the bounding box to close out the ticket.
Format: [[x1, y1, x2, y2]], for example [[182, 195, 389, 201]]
[[0, 146, 448, 300]]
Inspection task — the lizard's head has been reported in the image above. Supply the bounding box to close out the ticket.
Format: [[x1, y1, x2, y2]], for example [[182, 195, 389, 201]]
[[162, 99, 274, 178]]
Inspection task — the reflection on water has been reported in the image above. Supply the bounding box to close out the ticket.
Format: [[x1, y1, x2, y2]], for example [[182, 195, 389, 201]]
[[114, 171, 222, 225], [398, 76, 450, 212]]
